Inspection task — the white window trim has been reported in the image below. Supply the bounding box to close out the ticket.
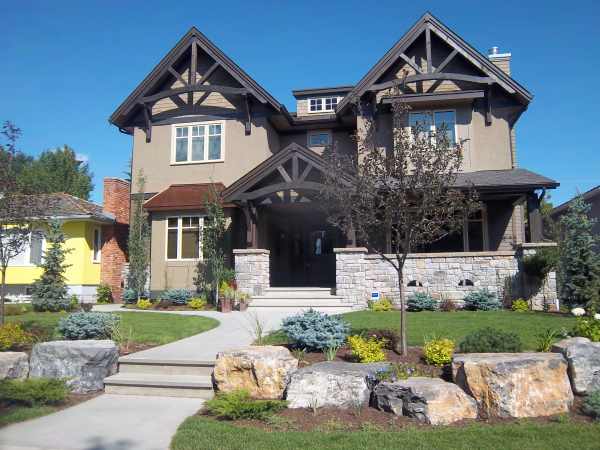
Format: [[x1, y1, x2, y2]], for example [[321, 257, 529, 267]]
[[92, 227, 102, 264], [307, 130, 332, 148], [165, 215, 204, 261], [170, 121, 226, 165], [7, 231, 46, 267], [408, 109, 458, 144], [307, 97, 341, 114]]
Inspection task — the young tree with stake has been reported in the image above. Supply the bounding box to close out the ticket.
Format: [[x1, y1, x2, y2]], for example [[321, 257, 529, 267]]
[[321, 99, 479, 355]]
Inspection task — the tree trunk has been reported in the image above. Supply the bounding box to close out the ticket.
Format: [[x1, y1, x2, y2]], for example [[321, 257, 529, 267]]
[[393, 263, 407, 355], [0, 268, 6, 325]]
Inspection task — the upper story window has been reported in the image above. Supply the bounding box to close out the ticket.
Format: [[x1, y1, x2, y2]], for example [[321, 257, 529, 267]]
[[409, 110, 456, 143], [92, 228, 101, 263], [172, 121, 224, 164], [166, 216, 202, 260], [308, 97, 339, 113], [308, 131, 332, 148]]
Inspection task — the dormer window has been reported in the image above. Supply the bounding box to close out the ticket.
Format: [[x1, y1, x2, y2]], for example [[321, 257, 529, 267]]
[[309, 97, 339, 113], [308, 131, 332, 147]]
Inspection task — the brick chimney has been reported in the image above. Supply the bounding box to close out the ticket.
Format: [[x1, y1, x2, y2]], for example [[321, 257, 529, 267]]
[[488, 46, 511, 75], [101, 178, 130, 302]]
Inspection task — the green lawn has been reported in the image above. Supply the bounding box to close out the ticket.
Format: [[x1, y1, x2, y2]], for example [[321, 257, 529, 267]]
[[171, 416, 600, 450], [7, 310, 219, 345], [0, 405, 57, 427], [264, 311, 576, 350]]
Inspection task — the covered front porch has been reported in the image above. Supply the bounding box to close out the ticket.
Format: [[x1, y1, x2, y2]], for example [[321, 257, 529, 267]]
[[222, 143, 559, 309]]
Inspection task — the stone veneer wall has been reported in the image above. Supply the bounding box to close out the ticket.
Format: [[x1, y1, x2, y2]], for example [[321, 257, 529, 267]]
[[234, 249, 270, 296], [335, 243, 557, 310]]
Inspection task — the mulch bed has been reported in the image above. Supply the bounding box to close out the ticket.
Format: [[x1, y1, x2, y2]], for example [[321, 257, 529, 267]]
[[200, 396, 594, 433]]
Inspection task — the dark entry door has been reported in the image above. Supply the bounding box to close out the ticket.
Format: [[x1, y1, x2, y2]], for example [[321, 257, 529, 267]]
[[268, 207, 338, 287]]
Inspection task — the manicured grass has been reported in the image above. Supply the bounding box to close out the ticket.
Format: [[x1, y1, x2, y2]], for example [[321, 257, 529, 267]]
[[0, 405, 57, 427], [7, 310, 219, 346], [171, 416, 600, 450], [263, 311, 576, 350]]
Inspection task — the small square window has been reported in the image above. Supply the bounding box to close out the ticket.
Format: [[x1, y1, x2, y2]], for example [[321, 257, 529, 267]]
[[308, 132, 331, 147]]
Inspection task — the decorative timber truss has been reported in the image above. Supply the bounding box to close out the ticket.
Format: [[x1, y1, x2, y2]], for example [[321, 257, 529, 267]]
[[109, 27, 286, 142], [221, 143, 344, 247], [336, 13, 532, 125]]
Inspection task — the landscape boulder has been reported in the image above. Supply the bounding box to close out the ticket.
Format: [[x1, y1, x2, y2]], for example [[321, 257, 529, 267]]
[[373, 377, 478, 425], [452, 353, 573, 418], [0, 352, 29, 380], [29, 340, 118, 393], [552, 337, 600, 395], [213, 346, 298, 399], [286, 361, 388, 409]]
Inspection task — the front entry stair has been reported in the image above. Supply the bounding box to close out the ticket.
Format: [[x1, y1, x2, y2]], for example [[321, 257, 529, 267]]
[[104, 357, 215, 399], [248, 287, 354, 312]]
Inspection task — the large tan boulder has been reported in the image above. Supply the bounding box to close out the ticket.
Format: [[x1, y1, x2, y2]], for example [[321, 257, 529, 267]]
[[452, 353, 573, 418], [213, 346, 298, 399], [373, 377, 478, 425]]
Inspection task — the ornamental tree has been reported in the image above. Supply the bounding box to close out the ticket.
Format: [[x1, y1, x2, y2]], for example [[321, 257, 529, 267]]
[[127, 171, 150, 300], [559, 196, 600, 310], [321, 99, 479, 355], [31, 220, 72, 311]]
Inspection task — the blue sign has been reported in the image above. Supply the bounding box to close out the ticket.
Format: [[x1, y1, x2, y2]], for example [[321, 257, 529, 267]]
[[371, 291, 380, 301]]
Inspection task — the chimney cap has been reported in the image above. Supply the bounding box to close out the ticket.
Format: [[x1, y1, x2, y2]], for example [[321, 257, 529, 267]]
[[488, 46, 511, 58]]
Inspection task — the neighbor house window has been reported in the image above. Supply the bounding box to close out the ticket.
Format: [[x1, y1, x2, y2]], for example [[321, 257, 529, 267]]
[[166, 216, 202, 260], [308, 131, 332, 147], [6, 230, 44, 266], [172, 122, 224, 163], [92, 228, 101, 263], [409, 110, 456, 143], [308, 97, 339, 113]]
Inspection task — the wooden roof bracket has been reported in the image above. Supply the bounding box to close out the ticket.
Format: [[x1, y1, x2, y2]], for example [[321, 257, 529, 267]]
[[484, 86, 493, 126], [243, 93, 252, 135], [143, 103, 152, 143]]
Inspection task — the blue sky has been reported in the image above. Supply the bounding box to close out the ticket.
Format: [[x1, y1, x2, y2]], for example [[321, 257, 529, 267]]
[[1, 0, 599, 205]]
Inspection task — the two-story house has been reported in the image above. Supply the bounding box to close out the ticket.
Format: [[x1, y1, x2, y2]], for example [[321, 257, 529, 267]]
[[109, 13, 559, 308]]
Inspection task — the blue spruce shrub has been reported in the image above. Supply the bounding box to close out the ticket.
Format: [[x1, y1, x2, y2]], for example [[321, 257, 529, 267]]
[[162, 288, 193, 305], [281, 309, 349, 351], [57, 312, 120, 340], [463, 289, 501, 311], [407, 292, 437, 311], [122, 289, 138, 304]]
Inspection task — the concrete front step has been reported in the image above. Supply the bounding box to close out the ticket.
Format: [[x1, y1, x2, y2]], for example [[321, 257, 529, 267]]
[[104, 373, 214, 399], [250, 297, 352, 307], [261, 287, 336, 299], [117, 357, 215, 377]]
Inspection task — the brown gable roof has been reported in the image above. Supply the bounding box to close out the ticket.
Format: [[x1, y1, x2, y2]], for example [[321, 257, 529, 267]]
[[551, 185, 600, 217], [453, 169, 559, 191], [143, 183, 233, 211], [337, 12, 533, 114], [109, 27, 289, 130]]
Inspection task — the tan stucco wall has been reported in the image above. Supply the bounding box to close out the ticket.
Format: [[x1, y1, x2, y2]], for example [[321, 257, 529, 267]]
[[131, 116, 280, 194], [279, 130, 356, 156]]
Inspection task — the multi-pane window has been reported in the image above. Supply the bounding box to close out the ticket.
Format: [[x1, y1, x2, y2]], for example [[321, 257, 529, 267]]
[[92, 228, 101, 263], [308, 131, 332, 147], [308, 97, 339, 113], [166, 216, 202, 260], [173, 122, 223, 163], [409, 110, 456, 143]]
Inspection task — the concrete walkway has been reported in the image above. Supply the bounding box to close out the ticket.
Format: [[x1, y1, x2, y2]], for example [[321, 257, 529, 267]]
[[0, 394, 202, 450], [0, 306, 304, 450]]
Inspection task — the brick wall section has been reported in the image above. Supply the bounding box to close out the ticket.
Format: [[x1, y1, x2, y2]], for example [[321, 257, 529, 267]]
[[234, 249, 270, 296], [335, 244, 558, 311], [101, 178, 130, 302]]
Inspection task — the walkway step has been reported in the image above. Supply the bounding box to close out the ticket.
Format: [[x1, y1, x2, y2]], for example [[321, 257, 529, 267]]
[[104, 373, 214, 399], [262, 288, 336, 299], [250, 298, 353, 307], [118, 357, 215, 377]]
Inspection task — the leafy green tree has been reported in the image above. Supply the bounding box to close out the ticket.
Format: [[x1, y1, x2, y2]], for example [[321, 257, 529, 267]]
[[17, 145, 93, 199], [31, 220, 72, 312], [127, 171, 150, 299], [559, 196, 600, 310], [195, 184, 228, 305]]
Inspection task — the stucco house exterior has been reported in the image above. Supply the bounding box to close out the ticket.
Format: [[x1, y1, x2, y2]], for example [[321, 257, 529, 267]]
[[109, 13, 559, 309]]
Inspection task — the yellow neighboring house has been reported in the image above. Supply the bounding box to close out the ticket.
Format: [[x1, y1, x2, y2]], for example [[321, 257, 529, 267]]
[[5, 193, 115, 302]]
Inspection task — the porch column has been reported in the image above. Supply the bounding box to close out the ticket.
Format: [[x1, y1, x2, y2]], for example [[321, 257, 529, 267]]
[[527, 193, 543, 242], [242, 201, 258, 248], [234, 249, 270, 296], [334, 247, 368, 308]]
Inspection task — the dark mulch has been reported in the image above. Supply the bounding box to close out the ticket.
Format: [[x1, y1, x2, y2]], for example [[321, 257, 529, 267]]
[[201, 396, 594, 433], [121, 304, 217, 312], [119, 342, 155, 355]]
